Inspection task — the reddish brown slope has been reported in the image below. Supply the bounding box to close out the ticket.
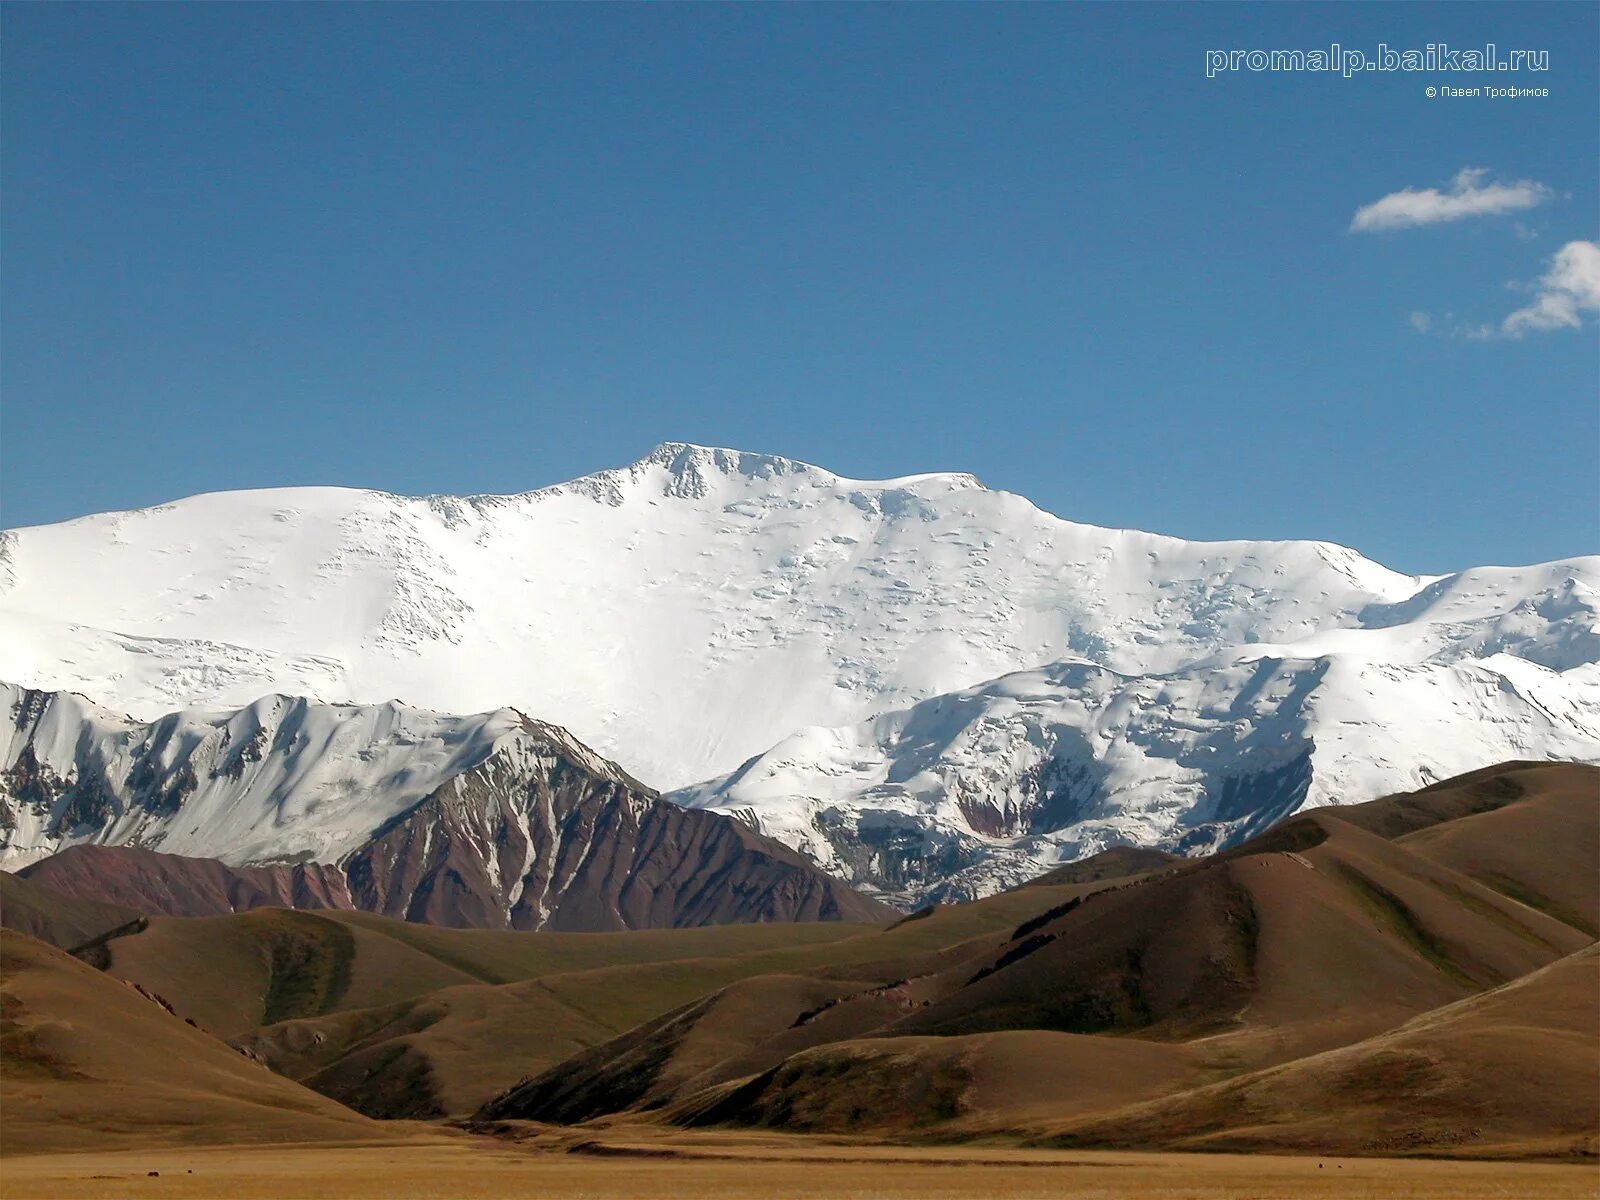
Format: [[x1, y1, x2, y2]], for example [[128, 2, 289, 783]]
[[0, 869, 141, 950], [19, 844, 354, 919], [14, 798, 893, 933], [345, 781, 893, 930]]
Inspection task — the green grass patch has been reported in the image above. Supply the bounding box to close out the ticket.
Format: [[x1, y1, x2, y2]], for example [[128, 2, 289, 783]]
[[259, 911, 357, 1025], [1438, 882, 1568, 951], [1468, 871, 1598, 939], [1334, 865, 1477, 988]]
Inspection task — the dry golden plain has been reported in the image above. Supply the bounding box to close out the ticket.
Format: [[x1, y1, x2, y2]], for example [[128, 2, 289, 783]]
[[3, 1136, 1598, 1200]]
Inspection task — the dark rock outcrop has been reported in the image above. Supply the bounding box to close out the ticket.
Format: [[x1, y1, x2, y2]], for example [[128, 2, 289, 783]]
[[341, 729, 894, 930]]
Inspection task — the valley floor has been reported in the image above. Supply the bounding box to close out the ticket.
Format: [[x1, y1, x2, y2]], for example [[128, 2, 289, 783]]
[[3, 1134, 1596, 1200]]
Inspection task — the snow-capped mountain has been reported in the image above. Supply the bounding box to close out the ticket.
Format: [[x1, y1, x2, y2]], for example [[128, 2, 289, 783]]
[[2, 442, 1595, 903], [0, 683, 889, 929], [675, 651, 1600, 903]]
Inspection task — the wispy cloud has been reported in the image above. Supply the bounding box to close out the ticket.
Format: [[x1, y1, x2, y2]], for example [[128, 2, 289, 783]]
[[1501, 240, 1600, 337], [1351, 168, 1553, 232], [1407, 241, 1600, 340]]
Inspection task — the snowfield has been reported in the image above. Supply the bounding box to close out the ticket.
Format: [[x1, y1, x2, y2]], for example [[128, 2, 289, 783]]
[[2, 442, 1596, 901]]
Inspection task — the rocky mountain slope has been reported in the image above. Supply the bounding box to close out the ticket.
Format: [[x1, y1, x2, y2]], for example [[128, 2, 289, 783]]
[[2, 442, 1595, 902], [0, 684, 890, 930]]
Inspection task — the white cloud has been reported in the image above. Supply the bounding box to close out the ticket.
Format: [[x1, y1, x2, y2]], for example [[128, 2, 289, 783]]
[[1351, 168, 1553, 232], [1408, 311, 1433, 333], [1501, 240, 1600, 336]]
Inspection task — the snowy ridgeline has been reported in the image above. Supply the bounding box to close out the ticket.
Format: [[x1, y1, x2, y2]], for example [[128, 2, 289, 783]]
[[2, 442, 1597, 903], [0, 683, 881, 929], [0, 684, 620, 869]]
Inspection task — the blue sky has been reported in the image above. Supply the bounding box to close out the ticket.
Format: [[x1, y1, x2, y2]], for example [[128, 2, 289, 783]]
[[3, 2, 1595, 573]]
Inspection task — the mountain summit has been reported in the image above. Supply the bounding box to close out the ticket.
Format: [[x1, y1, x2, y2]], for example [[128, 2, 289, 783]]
[[554, 442, 988, 506]]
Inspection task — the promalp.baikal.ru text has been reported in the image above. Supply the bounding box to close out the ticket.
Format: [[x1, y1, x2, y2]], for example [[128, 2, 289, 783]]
[[1205, 43, 1549, 79]]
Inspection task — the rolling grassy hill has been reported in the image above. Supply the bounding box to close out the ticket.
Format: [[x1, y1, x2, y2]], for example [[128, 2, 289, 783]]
[[481, 763, 1599, 1159], [3, 761, 1594, 1160], [19, 847, 1149, 1118], [0, 931, 390, 1155], [1036, 942, 1600, 1158]]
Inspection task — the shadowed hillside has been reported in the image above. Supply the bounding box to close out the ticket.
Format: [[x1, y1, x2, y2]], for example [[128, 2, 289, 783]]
[[1037, 943, 1600, 1158], [477, 764, 1599, 1159], [71, 865, 1134, 1119], [0, 931, 388, 1155]]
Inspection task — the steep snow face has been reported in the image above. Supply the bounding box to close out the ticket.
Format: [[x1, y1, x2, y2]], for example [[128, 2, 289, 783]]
[[0, 441, 1457, 790], [674, 652, 1600, 904], [0, 683, 886, 929], [0, 682, 563, 868]]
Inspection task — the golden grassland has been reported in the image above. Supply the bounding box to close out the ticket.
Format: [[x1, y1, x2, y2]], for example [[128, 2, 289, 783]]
[[3, 1135, 1598, 1200]]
